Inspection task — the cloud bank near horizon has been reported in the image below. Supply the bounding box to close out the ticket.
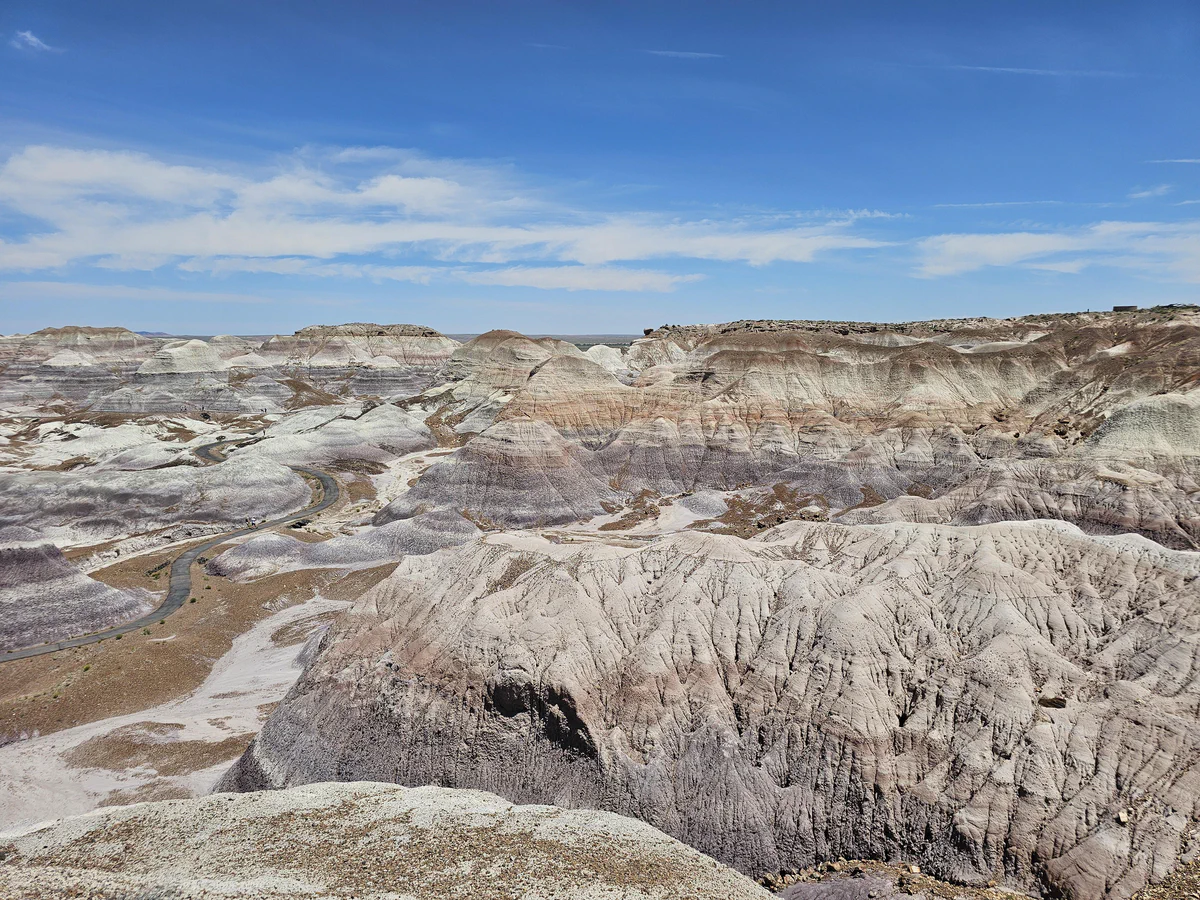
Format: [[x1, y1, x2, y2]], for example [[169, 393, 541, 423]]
[[0, 145, 889, 293], [1, 144, 1200, 303]]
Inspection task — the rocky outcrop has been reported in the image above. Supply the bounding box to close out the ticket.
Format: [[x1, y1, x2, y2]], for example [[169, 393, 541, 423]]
[[136, 339, 227, 376], [0, 782, 769, 899], [0, 327, 156, 405], [0, 454, 309, 546], [376, 416, 621, 528], [257, 323, 459, 399], [0, 527, 152, 651], [0, 326, 159, 366], [222, 521, 1200, 900]]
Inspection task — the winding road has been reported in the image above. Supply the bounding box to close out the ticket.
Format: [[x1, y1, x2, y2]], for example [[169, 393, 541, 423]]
[[1, 439, 340, 663]]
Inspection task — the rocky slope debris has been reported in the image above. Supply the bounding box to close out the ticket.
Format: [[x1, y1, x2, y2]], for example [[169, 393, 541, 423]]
[[0, 781, 770, 899]]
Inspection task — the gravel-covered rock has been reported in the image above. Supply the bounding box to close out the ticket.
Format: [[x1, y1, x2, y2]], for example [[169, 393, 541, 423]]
[[0, 781, 770, 899]]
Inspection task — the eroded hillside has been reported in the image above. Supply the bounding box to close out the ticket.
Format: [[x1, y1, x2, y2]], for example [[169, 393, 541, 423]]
[[2, 306, 1198, 900]]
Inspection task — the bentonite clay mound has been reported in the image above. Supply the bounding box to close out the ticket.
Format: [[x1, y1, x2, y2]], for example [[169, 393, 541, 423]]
[[221, 520, 1200, 900], [0, 526, 153, 651], [0, 782, 769, 899]]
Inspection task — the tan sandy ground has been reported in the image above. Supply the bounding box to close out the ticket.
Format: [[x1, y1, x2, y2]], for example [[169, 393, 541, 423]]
[[0, 543, 395, 741], [0, 559, 396, 830]]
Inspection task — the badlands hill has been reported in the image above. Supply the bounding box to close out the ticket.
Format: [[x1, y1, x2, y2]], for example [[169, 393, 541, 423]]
[[0, 782, 769, 899], [0, 527, 152, 651], [222, 520, 1200, 900], [0, 322, 459, 413], [3, 306, 1200, 900], [351, 304, 1200, 550], [204, 305, 1200, 900]]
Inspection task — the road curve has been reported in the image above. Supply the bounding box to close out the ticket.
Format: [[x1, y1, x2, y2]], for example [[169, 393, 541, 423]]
[[2, 439, 340, 663]]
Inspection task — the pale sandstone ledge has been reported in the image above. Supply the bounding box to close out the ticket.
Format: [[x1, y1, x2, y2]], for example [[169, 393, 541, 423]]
[[0, 781, 770, 899]]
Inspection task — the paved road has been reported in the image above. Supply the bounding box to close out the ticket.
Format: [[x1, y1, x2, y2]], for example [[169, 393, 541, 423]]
[[1, 439, 340, 663]]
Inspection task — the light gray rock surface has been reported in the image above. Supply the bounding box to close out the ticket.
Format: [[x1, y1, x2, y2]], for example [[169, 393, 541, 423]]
[[221, 520, 1200, 900]]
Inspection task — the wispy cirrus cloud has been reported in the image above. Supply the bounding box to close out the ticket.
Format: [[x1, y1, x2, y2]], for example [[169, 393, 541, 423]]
[[936, 64, 1130, 77], [1129, 184, 1172, 199], [0, 145, 881, 292], [0, 281, 270, 305], [933, 200, 1067, 209], [917, 220, 1200, 282], [461, 266, 702, 292], [644, 49, 724, 59], [9, 30, 59, 52], [1150, 158, 1200, 164]]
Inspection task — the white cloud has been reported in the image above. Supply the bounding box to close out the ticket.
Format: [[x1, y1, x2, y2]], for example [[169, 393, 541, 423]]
[[181, 255, 693, 292], [939, 64, 1129, 77], [460, 266, 701, 292], [1149, 159, 1200, 164], [0, 145, 883, 287], [645, 50, 724, 59], [6, 144, 1200, 292], [1128, 184, 1172, 199], [9, 30, 58, 52], [179, 256, 439, 284], [933, 200, 1065, 208], [0, 281, 269, 304], [917, 220, 1200, 281]]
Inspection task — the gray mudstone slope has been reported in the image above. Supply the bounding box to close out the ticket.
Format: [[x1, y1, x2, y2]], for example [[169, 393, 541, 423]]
[[221, 521, 1200, 900], [0, 526, 153, 651]]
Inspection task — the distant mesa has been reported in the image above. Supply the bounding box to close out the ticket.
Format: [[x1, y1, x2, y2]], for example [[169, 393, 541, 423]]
[[293, 322, 448, 338]]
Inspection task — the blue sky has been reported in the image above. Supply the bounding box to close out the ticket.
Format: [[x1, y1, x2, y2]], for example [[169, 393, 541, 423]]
[[1, 1, 1199, 334]]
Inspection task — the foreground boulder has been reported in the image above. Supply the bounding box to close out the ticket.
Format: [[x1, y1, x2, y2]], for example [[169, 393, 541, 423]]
[[0, 782, 768, 899], [222, 521, 1200, 900]]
